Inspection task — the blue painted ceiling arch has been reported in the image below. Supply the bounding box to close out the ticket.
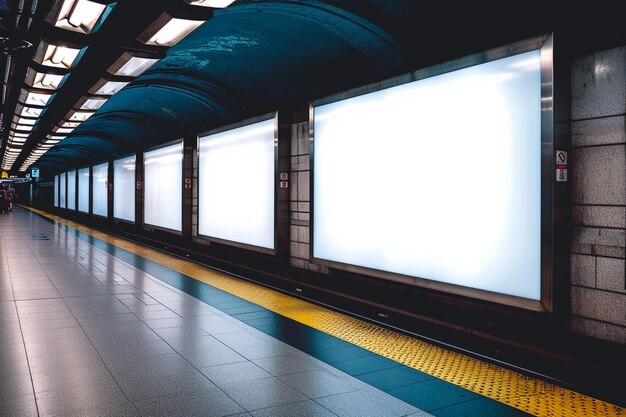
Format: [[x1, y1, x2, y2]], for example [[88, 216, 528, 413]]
[[23, 0, 621, 172]]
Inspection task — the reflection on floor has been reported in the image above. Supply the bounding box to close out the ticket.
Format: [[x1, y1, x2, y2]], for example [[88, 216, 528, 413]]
[[0, 207, 429, 417]]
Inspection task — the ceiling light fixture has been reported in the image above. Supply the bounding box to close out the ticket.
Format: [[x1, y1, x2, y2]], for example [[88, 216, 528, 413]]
[[19, 89, 54, 106], [108, 52, 160, 77], [75, 95, 108, 111], [88, 78, 130, 95], [183, 0, 237, 8], [25, 68, 66, 90], [33, 40, 84, 69], [138, 13, 206, 47], [47, 0, 114, 34]]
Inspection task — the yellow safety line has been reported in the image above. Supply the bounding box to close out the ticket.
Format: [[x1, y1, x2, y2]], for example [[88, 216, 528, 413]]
[[26, 207, 625, 417]]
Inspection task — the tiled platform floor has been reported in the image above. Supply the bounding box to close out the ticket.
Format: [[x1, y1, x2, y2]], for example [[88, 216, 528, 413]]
[[0, 207, 431, 417]]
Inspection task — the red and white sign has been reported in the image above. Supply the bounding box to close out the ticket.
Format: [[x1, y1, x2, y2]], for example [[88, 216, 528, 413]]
[[556, 150, 567, 182]]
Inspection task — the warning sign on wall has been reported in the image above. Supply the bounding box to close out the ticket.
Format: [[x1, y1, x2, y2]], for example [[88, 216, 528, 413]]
[[556, 150, 568, 182]]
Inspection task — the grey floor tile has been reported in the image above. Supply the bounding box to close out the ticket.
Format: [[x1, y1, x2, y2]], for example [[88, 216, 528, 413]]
[[279, 368, 366, 399], [134, 387, 244, 417], [0, 372, 34, 399], [0, 393, 38, 417], [52, 402, 141, 417], [249, 400, 338, 417], [150, 325, 210, 341], [35, 382, 128, 416], [31, 363, 116, 394], [167, 335, 247, 368], [254, 353, 326, 376], [220, 377, 307, 411], [200, 361, 272, 386], [315, 388, 420, 417]]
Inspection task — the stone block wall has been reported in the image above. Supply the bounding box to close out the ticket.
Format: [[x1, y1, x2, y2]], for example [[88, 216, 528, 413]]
[[570, 46, 626, 344]]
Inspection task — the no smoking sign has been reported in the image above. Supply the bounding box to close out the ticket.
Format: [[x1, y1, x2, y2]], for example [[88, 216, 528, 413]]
[[556, 150, 568, 182]]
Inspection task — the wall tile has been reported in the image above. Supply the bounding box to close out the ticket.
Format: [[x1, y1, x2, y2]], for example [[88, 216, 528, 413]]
[[572, 205, 625, 228], [571, 47, 626, 120], [570, 254, 596, 287], [571, 286, 626, 326], [570, 316, 626, 344], [572, 145, 625, 205], [596, 257, 625, 293], [572, 115, 626, 147]]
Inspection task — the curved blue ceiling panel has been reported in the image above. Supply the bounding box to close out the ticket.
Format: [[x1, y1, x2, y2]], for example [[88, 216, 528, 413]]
[[30, 0, 567, 171]]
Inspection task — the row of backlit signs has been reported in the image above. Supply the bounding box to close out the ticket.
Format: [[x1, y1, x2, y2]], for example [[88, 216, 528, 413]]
[[55, 43, 548, 307]]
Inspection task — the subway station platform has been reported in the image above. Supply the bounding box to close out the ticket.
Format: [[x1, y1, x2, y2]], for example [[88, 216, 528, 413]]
[[1, 206, 624, 417]]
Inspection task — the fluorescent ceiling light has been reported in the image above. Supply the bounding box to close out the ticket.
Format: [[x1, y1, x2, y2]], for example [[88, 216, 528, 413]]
[[184, 0, 236, 8], [9, 138, 27, 144], [18, 106, 43, 118], [90, 80, 129, 95], [45, 139, 61, 144], [26, 69, 65, 90], [11, 132, 29, 137], [35, 41, 83, 69], [20, 89, 53, 106], [48, 135, 66, 140], [14, 117, 37, 126], [55, 127, 75, 134], [52, 0, 107, 34], [60, 121, 81, 128], [67, 110, 94, 121], [12, 124, 34, 131], [76, 96, 107, 110], [108, 52, 159, 77], [138, 14, 204, 47]]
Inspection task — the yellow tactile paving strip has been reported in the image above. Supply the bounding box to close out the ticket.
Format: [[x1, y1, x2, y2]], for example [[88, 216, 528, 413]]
[[26, 206, 625, 417]]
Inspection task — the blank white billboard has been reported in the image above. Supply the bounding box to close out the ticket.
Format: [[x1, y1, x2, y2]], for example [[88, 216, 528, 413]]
[[92, 162, 108, 217], [198, 118, 275, 250], [78, 167, 90, 213], [113, 155, 135, 222], [54, 175, 59, 207], [67, 170, 76, 210], [59, 172, 66, 208], [313, 50, 542, 301], [144, 141, 183, 232]]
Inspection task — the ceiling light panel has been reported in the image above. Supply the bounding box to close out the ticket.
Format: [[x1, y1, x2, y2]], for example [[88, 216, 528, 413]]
[[89, 80, 129, 95], [67, 110, 94, 121], [184, 0, 236, 8], [19, 89, 53, 106], [109, 52, 159, 77], [13, 117, 37, 126], [76, 96, 108, 110], [17, 105, 44, 118], [25, 68, 65, 90], [60, 121, 81, 128], [34, 41, 83, 69], [51, 0, 108, 34], [138, 14, 204, 47]]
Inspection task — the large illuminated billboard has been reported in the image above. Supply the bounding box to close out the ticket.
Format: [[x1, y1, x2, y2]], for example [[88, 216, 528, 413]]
[[67, 170, 76, 210], [92, 162, 108, 217], [53, 175, 59, 207], [113, 155, 135, 222], [312, 36, 553, 309], [198, 116, 276, 252], [78, 167, 90, 213], [144, 141, 183, 232], [59, 172, 66, 208]]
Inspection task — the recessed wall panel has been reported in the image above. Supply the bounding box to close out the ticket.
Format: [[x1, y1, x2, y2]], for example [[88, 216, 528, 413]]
[[198, 118, 275, 250], [78, 167, 90, 213], [67, 170, 76, 210], [144, 142, 183, 232], [92, 162, 108, 217], [113, 155, 135, 222], [313, 50, 542, 301]]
